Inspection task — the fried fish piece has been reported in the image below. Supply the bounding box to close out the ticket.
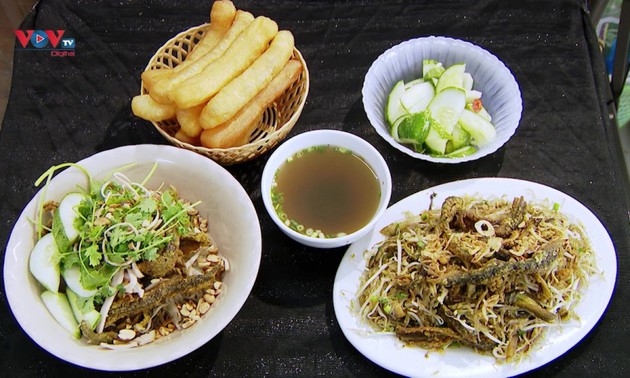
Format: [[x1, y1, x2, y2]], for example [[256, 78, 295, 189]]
[[106, 267, 222, 326], [440, 239, 561, 287], [495, 196, 527, 237], [396, 325, 495, 351], [507, 291, 557, 322]]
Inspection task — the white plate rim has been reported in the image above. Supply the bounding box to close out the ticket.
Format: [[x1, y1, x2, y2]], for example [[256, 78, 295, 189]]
[[333, 177, 617, 378]]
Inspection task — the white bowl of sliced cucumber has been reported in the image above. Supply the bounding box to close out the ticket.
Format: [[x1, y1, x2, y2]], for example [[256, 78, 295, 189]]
[[362, 36, 522, 163]]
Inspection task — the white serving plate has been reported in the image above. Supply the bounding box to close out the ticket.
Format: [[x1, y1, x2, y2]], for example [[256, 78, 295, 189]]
[[333, 177, 616, 377]]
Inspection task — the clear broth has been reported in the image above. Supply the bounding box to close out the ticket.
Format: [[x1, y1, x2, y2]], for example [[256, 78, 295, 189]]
[[272, 145, 381, 237]]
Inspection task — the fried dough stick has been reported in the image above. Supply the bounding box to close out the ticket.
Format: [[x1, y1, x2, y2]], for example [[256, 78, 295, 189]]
[[151, 10, 255, 104], [200, 59, 303, 148], [172, 16, 279, 109], [185, 0, 237, 61], [141, 0, 237, 100], [131, 94, 176, 121], [199, 30, 295, 129]]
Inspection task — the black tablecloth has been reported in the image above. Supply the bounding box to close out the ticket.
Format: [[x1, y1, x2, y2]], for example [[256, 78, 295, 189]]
[[1, 0, 629, 377]]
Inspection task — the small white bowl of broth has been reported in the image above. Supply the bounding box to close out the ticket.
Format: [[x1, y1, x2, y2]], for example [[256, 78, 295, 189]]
[[261, 130, 392, 249]]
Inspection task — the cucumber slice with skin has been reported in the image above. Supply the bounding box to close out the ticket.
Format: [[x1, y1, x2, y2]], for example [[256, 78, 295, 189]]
[[424, 128, 449, 155], [390, 114, 406, 140], [404, 78, 425, 90], [435, 63, 466, 93], [458, 108, 497, 147], [62, 265, 98, 298], [463, 72, 474, 91], [400, 81, 435, 114], [427, 87, 466, 135], [41, 291, 81, 339], [385, 80, 407, 127], [66, 289, 101, 330], [445, 145, 477, 158], [477, 106, 492, 122], [446, 123, 472, 154], [29, 233, 61, 292], [422, 59, 445, 80], [52, 192, 86, 252], [423, 88, 466, 155]]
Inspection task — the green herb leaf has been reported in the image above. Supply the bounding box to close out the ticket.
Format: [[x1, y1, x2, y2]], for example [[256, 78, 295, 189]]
[[143, 247, 158, 261], [80, 264, 117, 290], [124, 212, 144, 226], [84, 244, 102, 267], [138, 197, 157, 214]]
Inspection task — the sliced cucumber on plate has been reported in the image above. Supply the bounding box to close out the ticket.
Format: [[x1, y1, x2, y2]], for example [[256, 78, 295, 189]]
[[29, 233, 61, 292], [459, 108, 497, 147], [385, 80, 407, 128], [66, 288, 101, 331], [52, 192, 87, 252], [383, 59, 497, 158], [62, 265, 98, 298], [400, 81, 434, 114], [435, 63, 465, 93], [41, 290, 81, 339]]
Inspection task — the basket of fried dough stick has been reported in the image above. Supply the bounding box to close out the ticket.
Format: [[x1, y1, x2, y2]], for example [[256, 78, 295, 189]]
[[132, 0, 309, 165]]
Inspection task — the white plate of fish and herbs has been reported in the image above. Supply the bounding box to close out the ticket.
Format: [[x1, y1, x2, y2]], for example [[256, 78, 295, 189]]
[[3, 145, 261, 371], [333, 177, 616, 378]]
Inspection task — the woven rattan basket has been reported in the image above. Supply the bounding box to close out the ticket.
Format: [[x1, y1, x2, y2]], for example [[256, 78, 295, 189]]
[[141, 24, 309, 165]]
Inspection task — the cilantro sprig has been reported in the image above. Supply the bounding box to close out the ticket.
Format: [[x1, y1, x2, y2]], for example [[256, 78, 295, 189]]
[[34, 162, 201, 302]]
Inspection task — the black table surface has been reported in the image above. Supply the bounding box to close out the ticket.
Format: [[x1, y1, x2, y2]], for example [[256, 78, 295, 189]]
[[1, 0, 629, 377]]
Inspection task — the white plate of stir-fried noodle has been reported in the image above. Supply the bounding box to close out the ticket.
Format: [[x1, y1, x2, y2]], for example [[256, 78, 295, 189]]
[[333, 178, 616, 378]]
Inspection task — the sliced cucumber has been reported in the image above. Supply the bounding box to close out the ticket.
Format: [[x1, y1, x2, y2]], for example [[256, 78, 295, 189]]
[[385, 80, 407, 127], [387, 60, 496, 157], [41, 291, 81, 339], [458, 108, 497, 147], [400, 81, 435, 114], [52, 192, 86, 252], [446, 123, 472, 154], [424, 128, 449, 155], [427, 87, 466, 135], [404, 78, 425, 90], [390, 114, 405, 141], [477, 106, 492, 122], [422, 59, 444, 81], [435, 63, 465, 93], [444, 145, 477, 158], [62, 265, 98, 298], [29, 233, 61, 293], [463, 72, 474, 92], [66, 289, 101, 330]]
